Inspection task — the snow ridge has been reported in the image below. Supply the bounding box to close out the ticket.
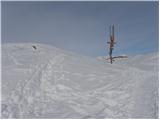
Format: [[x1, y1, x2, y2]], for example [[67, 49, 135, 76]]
[[1, 43, 158, 118]]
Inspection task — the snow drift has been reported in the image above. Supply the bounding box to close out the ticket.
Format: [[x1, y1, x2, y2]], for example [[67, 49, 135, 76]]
[[1, 43, 159, 118]]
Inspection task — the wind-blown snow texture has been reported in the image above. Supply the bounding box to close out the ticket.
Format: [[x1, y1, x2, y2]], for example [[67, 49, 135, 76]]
[[1, 43, 159, 118]]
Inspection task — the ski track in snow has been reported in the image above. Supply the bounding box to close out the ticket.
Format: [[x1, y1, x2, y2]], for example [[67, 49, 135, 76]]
[[1, 43, 158, 118]]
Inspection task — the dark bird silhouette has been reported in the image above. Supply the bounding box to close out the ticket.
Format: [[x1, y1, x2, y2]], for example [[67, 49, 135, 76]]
[[32, 45, 37, 50]]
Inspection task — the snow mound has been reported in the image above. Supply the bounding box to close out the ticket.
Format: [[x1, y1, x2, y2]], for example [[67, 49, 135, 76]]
[[1, 43, 158, 118]]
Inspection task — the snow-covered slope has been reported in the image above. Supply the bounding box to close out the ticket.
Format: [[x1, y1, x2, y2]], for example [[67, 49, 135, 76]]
[[1, 43, 159, 118]]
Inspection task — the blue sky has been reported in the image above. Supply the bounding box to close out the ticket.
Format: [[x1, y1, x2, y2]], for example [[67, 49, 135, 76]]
[[2, 1, 159, 57]]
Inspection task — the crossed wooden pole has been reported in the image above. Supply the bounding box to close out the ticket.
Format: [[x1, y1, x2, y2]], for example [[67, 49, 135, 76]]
[[107, 25, 116, 64]]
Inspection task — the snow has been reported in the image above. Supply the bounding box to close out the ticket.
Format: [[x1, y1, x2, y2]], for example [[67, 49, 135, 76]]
[[1, 43, 159, 118]]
